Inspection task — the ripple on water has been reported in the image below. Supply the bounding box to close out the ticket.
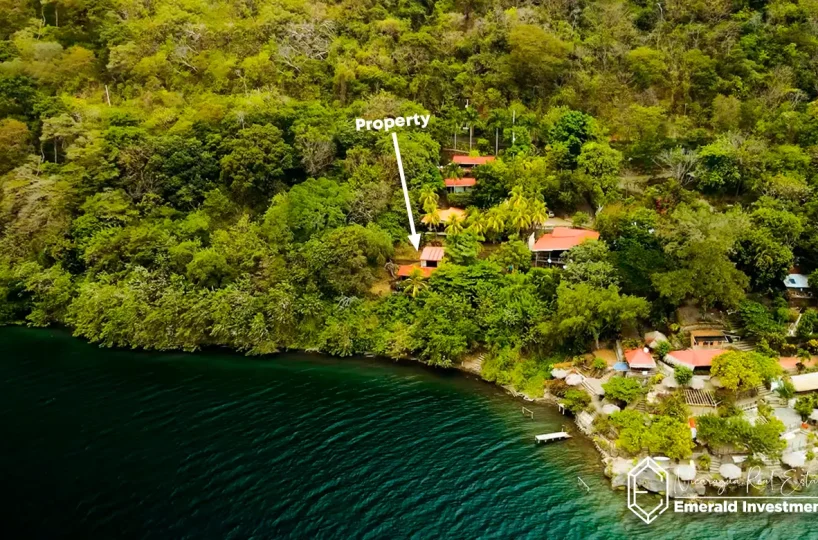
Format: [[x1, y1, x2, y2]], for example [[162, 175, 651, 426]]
[[0, 327, 816, 540]]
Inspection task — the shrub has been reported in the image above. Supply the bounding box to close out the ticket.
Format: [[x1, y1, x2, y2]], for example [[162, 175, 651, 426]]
[[655, 340, 672, 359], [561, 389, 591, 414], [603, 376, 645, 404], [674, 365, 694, 386]]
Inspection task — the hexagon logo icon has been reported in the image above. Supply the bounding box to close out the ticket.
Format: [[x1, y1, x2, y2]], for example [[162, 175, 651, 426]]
[[627, 457, 670, 524]]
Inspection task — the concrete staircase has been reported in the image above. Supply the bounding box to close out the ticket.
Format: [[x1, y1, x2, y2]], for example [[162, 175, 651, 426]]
[[756, 385, 773, 399], [709, 455, 722, 475], [731, 339, 757, 352], [725, 313, 756, 351], [631, 398, 648, 413]]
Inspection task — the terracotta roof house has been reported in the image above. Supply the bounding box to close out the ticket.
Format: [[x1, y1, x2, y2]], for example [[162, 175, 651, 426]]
[[452, 155, 495, 166], [528, 227, 600, 266], [625, 348, 657, 370], [444, 177, 476, 193], [396, 247, 445, 278], [664, 349, 728, 370]]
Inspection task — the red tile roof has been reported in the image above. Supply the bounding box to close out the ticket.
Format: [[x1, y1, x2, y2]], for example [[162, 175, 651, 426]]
[[625, 348, 656, 369], [396, 265, 435, 278], [666, 349, 728, 368], [531, 228, 600, 252], [452, 155, 495, 166], [444, 177, 477, 187], [420, 246, 444, 262]]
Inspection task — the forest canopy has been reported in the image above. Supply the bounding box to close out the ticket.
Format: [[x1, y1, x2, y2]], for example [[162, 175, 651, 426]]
[[1, 0, 818, 390]]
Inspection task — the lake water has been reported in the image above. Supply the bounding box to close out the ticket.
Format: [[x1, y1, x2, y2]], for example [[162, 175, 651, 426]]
[[0, 327, 812, 539]]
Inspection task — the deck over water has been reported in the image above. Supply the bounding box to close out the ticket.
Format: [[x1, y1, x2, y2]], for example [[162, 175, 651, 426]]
[[535, 431, 571, 443]]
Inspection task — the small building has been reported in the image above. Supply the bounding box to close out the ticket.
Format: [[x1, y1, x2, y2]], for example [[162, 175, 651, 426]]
[[451, 155, 495, 173], [419, 246, 444, 268], [790, 372, 818, 393], [664, 349, 729, 371], [690, 329, 740, 349], [444, 177, 476, 193], [528, 227, 600, 267], [396, 246, 445, 278], [784, 269, 811, 298], [625, 348, 657, 370]]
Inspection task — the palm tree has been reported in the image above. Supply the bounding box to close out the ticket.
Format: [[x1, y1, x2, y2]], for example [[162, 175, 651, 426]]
[[528, 198, 549, 232], [483, 207, 506, 240], [508, 207, 532, 238], [419, 185, 439, 214], [446, 214, 465, 235], [422, 209, 441, 231], [442, 162, 462, 180], [507, 185, 526, 211], [404, 268, 427, 298]]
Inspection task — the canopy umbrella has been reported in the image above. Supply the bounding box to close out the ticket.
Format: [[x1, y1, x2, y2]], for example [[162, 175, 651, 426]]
[[675, 464, 696, 481], [690, 377, 705, 390], [601, 404, 621, 415], [613, 362, 630, 372], [663, 376, 679, 388], [719, 463, 742, 479], [782, 451, 806, 468], [551, 368, 569, 379], [565, 373, 584, 386]]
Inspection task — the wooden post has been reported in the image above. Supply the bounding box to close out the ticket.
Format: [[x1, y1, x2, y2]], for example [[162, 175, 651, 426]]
[[105, 85, 111, 106]]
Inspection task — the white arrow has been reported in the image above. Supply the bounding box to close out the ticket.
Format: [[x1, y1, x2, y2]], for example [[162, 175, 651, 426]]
[[392, 132, 421, 251]]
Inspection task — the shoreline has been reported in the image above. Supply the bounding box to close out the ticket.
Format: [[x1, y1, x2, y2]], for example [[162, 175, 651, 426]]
[[7, 324, 812, 498]]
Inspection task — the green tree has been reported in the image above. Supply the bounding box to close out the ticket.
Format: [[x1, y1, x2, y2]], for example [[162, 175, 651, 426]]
[[603, 376, 645, 404], [561, 389, 591, 414], [710, 351, 783, 393], [220, 125, 295, 200], [444, 231, 481, 265], [674, 365, 694, 386]]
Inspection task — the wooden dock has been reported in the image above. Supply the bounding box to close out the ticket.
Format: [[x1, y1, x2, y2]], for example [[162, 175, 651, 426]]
[[535, 431, 571, 443]]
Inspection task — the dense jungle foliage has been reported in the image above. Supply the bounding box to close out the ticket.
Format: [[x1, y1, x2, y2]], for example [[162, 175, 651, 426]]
[[3, 0, 818, 392]]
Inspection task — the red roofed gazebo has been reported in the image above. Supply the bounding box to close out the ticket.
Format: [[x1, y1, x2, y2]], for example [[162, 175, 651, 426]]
[[625, 348, 657, 370]]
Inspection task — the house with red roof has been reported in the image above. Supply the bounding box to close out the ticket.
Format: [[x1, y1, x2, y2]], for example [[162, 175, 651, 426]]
[[396, 246, 445, 278], [625, 348, 657, 370], [444, 177, 476, 193], [450, 155, 495, 175], [528, 227, 600, 267], [452, 155, 495, 167], [664, 349, 728, 370]]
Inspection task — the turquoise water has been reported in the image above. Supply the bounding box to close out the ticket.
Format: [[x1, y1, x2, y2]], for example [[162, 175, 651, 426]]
[[0, 327, 813, 539]]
